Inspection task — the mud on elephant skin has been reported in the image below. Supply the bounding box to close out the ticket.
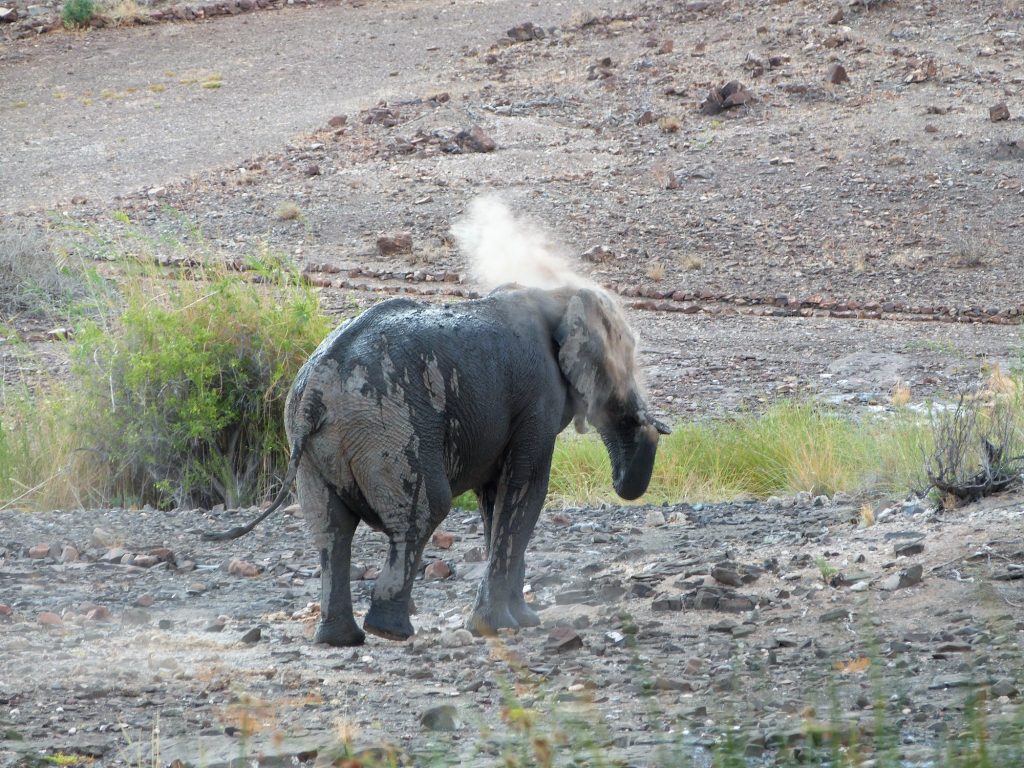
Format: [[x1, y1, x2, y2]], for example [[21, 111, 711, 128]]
[[207, 285, 670, 645]]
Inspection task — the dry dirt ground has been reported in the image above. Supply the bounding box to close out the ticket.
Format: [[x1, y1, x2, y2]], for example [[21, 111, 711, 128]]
[[2, 0, 1024, 765]]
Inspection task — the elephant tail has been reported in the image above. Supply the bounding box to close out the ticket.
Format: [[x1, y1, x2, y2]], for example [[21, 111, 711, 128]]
[[201, 437, 306, 541]]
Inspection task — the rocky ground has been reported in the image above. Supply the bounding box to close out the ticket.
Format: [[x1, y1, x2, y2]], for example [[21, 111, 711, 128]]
[[1, 490, 1023, 767], [3, 0, 1024, 765]]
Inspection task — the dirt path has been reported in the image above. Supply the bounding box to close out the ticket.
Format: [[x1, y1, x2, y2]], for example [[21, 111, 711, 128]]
[[1, 0, 594, 211]]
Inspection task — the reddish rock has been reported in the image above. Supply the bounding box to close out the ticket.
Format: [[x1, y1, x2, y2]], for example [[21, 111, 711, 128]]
[[135, 593, 156, 607], [38, 611, 63, 626], [827, 63, 849, 85], [60, 545, 79, 563], [327, 114, 348, 128], [228, 558, 260, 577], [507, 21, 544, 42], [376, 231, 413, 256], [132, 554, 160, 568], [0, 604, 12, 617], [431, 531, 456, 549], [828, 6, 843, 24], [86, 606, 113, 621], [424, 560, 451, 580], [990, 102, 1010, 122], [28, 543, 53, 559], [546, 627, 584, 653], [453, 125, 496, 153]]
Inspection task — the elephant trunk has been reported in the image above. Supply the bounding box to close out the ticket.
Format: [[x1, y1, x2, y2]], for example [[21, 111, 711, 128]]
[[605, 424, 660, 501]]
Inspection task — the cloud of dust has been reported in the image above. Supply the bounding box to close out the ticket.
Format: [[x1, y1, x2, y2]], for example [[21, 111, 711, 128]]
[[451, 196, 652, 418], [450, 196, 593, 293]]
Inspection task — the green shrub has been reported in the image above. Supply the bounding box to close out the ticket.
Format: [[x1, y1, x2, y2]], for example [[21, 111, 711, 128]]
[[61, 0, 94, 27], [70, 261, 330, 509]]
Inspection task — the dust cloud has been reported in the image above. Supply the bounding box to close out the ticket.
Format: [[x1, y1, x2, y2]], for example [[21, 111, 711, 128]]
[[451, 196, 593, 293]]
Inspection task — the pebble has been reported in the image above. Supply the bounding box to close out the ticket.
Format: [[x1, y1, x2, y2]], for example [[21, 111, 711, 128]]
[[827, 63, 849, 85], [228, 559, 260, 577], [545, 627, 584, 653], [60, 545, 79, 563], [989, 102, 1010, 122], [240, 627, 262, 644], [440, 629, 474, 648], [423, 561, 451, 580], [0, 603, 12, 617], [376, 232, 413, 256], [645, 510, 667, 527], [420, 704, 459, 732], [28, 543, 53, 559], [820, 607, 850, 623], [880, 564, 923, 591], [463, 546, 485, 563], [37, 611, 63, 626], [431, 531, 456, 549], [86, 606, 112, 621]]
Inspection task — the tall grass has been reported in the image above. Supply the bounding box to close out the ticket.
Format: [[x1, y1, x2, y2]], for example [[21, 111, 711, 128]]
[[548, 402, 933, 506]]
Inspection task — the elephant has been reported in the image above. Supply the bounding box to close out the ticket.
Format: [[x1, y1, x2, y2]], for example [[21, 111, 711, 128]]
[[206, 284, 670, 646]]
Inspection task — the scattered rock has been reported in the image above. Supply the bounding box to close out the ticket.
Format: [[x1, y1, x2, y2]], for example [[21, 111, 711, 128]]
[[828, 6, 843, 24], [0, 604, 12, 617], [546, 627, 584, 653], [60, 545, 79, 563], [506, 21, 544, 42], [452, 125, 496, 153], [432, 531, 456, 549], [700, 81, 754, 115], [464, 546, 485, 563], [86, 606, 112, 621], [880, 564, 923, 591], [376, 231, 413, 256], [135, 593, 156, 608], [424, 560, 451, 580], [37, 611, 63, 626], [0, 6, 19, 22], [440, 629, 475, 648], [645, 510, 667, 527], [240, 626, 262, 644], [28, 543, 54, 559], [420, 704, 459, 732], [710, 563, 743, 587], [827, 63, 849, 85], [327, 114, 348, 128], [991, 678, 1018, 698], [820, 607, 850, 623], [894, 540, 924, 557], [228, 558, 260, 577], [989, 102, 1010, 122]]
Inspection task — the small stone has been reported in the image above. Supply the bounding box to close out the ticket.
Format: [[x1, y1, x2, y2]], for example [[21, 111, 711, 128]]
[[228, 559, 260, 577], [731, 624, 756, 638], [304, 164, 320, 177], [86, 606, 112, 621], [546, 627, 584, 653], [28, 543, 53, 559], [60, 545, 79, 563], [240, 627, 262, 644], [424, 560, 451, 580], [440, 629, 475, 648], [820, 607, 850, 623], [989, 103, 1010, 122], [432, 531, 456, 549], [827, 63, 849, 84], [420, 704, 459, 732], [205, 619, 226, 632], [135, 593, 156, 608], [710, 564, 743, 587], [327, 115, 348, 128], [91, 527, 117, 548], [463, 546, 485, 563], [645, 510, 666, 527], [0, 6, 19, 22], [991, 678, 1018, 698], [453, 125, 496, 153], [652, 595, 683, 612], [38, 611, 63, 626], [653, 676, 694, 692], [506, 21, 543, 42], [895, 540, 924, 557], [132, 554, 159, 568], [188, 581, 208, 594], [880, 564, 923, 591], [376, 231, 413, 256], [828, 5, 843, 24], [0, 604, 12, 617]]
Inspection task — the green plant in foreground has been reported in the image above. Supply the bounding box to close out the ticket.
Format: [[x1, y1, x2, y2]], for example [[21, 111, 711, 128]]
[[61, 0, 94, 27]]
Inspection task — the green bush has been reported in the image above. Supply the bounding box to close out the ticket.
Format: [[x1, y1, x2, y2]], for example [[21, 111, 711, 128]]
[[70, 262, 330, 509], [61, 0, 94, 27]]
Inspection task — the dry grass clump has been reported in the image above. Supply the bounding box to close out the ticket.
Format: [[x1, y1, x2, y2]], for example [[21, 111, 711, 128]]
[[0, 227, 86, 320]]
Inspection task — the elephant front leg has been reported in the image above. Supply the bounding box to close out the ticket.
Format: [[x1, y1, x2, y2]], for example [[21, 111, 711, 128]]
[[364, 534, 426, 641], [314, 504, 365, 647]]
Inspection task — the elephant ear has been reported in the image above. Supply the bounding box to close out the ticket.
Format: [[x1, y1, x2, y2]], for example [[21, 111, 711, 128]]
[[554, 289, 636, 427]]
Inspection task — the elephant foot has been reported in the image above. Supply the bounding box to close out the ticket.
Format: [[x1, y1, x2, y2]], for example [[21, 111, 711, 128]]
[[509, 601, 541, 628], [314, 619, 366, 647], [468, 604, 520, 636], [364, 601, 415, 641]]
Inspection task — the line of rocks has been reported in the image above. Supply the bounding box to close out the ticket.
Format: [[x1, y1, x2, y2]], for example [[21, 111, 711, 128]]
[[295, 263, 1024, 326]]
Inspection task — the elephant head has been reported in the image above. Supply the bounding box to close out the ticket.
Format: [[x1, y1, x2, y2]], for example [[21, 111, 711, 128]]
[[554, 289, 670, 500]]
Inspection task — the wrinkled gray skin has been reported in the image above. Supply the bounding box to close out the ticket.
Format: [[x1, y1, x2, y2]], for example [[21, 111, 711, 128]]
[[215, 286, 668, 646]]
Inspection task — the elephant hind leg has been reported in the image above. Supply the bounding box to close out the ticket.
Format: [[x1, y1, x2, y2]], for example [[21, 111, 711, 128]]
[[300, 467, 365, 647]]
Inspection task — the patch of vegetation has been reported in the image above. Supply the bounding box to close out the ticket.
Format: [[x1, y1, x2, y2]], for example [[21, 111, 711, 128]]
[[0, 226, 96, 321], [70, 257, 330, 509], [61, 0, 95, 27], [547, 401, 932, 506]]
